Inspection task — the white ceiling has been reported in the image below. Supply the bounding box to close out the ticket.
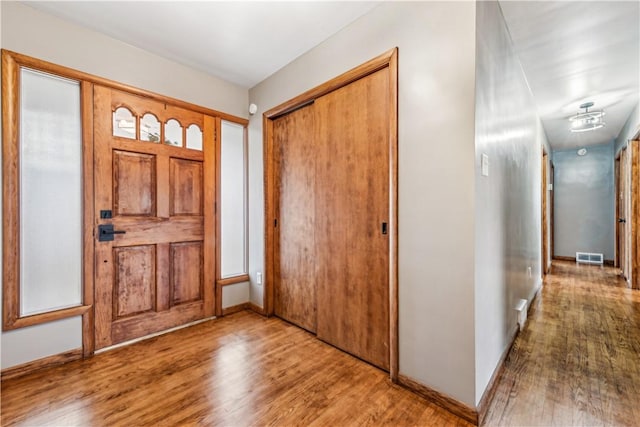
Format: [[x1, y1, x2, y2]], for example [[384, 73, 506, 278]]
[[25, 1, 380, 88], [499, 1, 640, 150], [26, 1, 640, 151]]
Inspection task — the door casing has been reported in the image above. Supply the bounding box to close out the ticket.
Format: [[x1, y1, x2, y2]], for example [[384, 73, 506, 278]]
[[1, 49, 247, 358]]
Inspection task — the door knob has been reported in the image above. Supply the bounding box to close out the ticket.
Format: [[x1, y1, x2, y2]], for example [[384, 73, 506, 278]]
[[618, 218, 626, 223], [98, 224, 126, 241]]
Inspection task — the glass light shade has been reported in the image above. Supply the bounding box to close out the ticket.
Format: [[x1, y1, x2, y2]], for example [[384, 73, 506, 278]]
[[569, 110, 605, 133]]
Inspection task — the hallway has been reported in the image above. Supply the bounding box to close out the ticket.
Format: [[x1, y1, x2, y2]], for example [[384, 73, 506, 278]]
[[485, 261, 640, 426]]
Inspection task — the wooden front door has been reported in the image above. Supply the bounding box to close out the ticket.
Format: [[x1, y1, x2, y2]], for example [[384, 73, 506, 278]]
[[93, 86, 215, 349]]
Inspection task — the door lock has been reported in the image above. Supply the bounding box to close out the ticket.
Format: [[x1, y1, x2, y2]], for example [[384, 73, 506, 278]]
[[98, 224, 126, 241]]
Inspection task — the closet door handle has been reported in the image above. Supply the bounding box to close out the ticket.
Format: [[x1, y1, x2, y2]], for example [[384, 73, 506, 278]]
[[381, 222, 388, 235]]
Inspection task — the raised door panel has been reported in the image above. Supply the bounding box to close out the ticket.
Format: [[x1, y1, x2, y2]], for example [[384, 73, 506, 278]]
[[171, 241, 203, 305], [273, 104, 317, 333], [113, 245, 156, 319], [170, 158, 203, 216], [113, 150, 156, 216], [315, 68, 390, 370]]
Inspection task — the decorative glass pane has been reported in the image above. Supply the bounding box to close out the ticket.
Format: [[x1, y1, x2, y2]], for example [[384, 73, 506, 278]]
[[220, 121, 247, 278], [19, 68, 82, 315], [186, 124, 203, 151], [113, 107, 136, 139], [164, 119, 182, 146], [140, 113, 161, 143]]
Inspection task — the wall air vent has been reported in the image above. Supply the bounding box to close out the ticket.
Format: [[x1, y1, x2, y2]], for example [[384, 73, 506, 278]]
[[576, 252, 603, 265]]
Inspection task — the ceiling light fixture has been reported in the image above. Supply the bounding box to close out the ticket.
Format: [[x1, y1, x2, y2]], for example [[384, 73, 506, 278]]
[[569, 102, 605, 133]]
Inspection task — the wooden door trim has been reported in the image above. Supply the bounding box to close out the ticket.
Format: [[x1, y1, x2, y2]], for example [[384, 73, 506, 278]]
[[541, 148, 548, 275], [81, 81, 96, 356], [1, 51, 94, 341], [620, 146, 629, 281], [615, 154, 621, 268], [263, 47, 399, 380], [550, 162, 555, 260], [631, 140, 639, 289], [2, 49, 22, 329], [217, 274, 250, 287], [203, 116, 217, 317], [1, 49, 248, 126], [215, 118, 223, 316]]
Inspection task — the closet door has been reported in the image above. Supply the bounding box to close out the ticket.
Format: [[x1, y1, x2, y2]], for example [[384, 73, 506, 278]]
[[273, 104, 318, 332], [315, 68, 390, 370]]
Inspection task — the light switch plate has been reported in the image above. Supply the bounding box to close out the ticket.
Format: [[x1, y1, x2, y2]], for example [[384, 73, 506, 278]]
[[481, 153, 489, 177]]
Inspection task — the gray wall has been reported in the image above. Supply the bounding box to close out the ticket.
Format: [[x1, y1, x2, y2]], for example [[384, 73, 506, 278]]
[[552, 143, 615, 261], [474, 0, 550, 403], [248, 1, 479, 406], [0, 1, 249, 369]]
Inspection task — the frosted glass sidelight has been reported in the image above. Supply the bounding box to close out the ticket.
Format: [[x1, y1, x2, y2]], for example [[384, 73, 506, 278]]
[[164, 119, 182, 146], [19, 68, 83, 316], [186, 124, 203, 151], [140, 113, 161, 142], [113, 107, 136, 139], [220, 121, 247, 278]]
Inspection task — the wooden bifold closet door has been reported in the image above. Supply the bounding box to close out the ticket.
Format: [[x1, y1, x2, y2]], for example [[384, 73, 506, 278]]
[[273, 67, 391, 371]]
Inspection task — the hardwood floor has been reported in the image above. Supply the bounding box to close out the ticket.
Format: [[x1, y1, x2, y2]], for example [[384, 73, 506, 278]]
[[1, 311, 469, 427], [2, 260, 639, 426], [484, 261, 640, 426]]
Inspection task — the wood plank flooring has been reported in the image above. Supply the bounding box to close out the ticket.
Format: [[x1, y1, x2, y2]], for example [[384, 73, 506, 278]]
[[2, 260, 639, 426], [0, 311, 469, 426], [484, 261, 640, 426]]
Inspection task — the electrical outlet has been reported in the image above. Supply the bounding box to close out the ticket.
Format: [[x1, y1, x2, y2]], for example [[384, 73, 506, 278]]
[[481, 153, 489, 176]]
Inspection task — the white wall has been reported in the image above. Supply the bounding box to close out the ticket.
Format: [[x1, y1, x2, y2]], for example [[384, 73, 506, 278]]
[[474, 1, 548, 404], [1, 2, 248, 118], [222, 282, 250, 309], [0, 1, 249, 369], [553, 143, 615, 261], [249, 2, 478, 406]]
